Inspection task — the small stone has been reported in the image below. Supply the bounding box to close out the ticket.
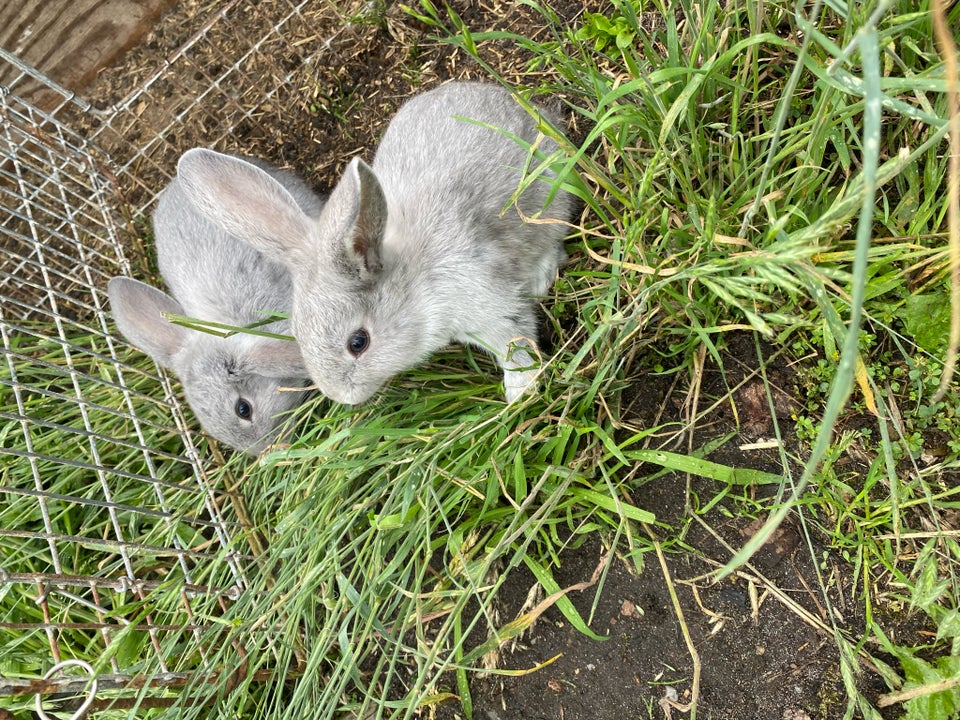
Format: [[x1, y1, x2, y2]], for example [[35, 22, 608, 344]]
[[620, 599, 642, 618]]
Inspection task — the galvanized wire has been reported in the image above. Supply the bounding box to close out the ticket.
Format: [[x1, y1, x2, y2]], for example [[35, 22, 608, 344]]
[[0, 0, 346, 703], [0, 10, 282, 701]]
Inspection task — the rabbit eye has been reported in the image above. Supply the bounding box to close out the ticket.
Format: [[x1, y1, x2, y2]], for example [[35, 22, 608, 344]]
[[235, 397, 253, 421], [347, 328, 370, 357]]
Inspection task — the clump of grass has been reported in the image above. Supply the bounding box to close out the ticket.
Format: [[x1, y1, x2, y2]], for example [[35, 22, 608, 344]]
[[414, 0, 959, 716], [158, 363, 663, 718]]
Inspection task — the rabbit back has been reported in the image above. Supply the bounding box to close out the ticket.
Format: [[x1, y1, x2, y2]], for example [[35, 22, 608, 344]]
[[373, 82, 573, 278]]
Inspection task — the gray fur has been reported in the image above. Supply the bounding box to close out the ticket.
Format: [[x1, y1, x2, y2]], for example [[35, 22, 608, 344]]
[[108, 154, 325, 454], [176, 83, 574, 404]]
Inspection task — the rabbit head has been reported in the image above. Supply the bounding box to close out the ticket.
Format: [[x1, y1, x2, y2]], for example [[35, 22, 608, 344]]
[[108, 277, 310, 454], [176, 149, 430, 405]]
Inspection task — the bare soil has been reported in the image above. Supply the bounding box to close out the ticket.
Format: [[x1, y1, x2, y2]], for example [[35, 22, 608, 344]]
[[454, 335, 891, 720]]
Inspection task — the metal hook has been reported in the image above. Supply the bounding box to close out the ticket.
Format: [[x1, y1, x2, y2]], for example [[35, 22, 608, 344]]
[[35, 660, 98, 720]]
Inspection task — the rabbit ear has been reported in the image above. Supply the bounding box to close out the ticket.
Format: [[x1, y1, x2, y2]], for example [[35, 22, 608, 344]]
[[329, 158, 386, 280], [176, 148, 314, 266], [245, 338, 308, 379], [107, 277, 187, 368]]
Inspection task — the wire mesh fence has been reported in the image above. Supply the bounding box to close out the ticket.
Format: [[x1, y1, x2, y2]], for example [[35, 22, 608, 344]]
[[0, 1, 341, 713]]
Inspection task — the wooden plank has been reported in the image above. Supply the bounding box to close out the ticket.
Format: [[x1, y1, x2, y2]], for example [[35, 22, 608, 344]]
[[0, 0, 176, 108]]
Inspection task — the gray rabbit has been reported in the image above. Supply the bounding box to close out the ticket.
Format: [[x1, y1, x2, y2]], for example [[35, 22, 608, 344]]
[[108, 154, 324, 455], [174, 82, 574, 405]]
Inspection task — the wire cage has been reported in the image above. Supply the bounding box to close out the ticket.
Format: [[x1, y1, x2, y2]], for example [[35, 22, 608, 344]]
[[0, 1, 342, 714]]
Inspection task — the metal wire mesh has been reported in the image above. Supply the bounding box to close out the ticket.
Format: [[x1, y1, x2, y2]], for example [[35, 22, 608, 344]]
[[0, 0, 341, 711], [0, 48, 252, 711], [77, 0, 346, 219]]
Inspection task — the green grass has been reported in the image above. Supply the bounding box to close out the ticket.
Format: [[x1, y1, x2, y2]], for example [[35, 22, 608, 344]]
[[3, 0, 959, 717], [0, 327, 242, 713], [174, 0, 957, 716]]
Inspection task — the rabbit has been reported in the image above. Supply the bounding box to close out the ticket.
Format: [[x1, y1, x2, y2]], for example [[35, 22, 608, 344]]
[[108, 153, 326, 455], [174, 82, 575, 405]]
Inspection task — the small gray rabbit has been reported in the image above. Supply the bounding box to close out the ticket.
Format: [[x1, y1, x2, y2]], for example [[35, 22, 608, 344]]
[[108, 153, 325, 454], [175, 82, 574, 405]]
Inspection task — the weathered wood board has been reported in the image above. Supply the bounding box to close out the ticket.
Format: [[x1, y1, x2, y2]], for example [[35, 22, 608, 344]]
[[0, 0, 175, 108]]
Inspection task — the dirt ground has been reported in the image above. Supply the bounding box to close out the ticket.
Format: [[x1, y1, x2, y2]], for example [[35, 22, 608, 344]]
[[70, 1, 915, 717], [455, 334, 894, 720]]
